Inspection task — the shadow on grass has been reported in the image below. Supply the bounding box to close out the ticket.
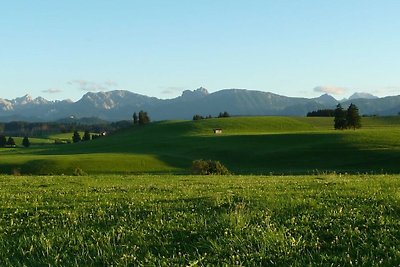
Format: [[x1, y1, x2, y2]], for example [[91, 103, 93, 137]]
[[1, 131, 400, 175]]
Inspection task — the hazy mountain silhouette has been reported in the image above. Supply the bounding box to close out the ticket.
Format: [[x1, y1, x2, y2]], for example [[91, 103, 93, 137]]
[[0, 88, 399, 122]]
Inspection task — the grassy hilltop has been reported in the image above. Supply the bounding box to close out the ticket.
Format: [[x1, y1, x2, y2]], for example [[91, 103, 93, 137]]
[[1, 116, 400, 175], [1, 117, 400, 265]]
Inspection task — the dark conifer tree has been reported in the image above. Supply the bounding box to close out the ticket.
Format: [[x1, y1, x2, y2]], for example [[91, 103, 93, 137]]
[[22, 136, 30, 147], [346, 103, 361, 130], [133, 112, 138, 125], [138, 110, 150, 125], [0, 135, 6, 147], [334, 104, 347, 130], [82, 130, 91, 141], [6, 137, 16, 146], [72, 130, 81, 143]]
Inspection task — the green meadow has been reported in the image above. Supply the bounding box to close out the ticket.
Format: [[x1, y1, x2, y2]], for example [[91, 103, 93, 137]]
[[1, 116, 400, 265], [0, 174, 399, 266], [1, 116, 399, 175]]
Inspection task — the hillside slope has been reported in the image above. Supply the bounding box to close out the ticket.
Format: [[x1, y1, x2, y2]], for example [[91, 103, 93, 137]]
[[1, 116, 400, 175]]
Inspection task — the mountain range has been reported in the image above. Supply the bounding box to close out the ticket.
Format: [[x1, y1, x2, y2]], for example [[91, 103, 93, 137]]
[[0, 88, 399, 122]]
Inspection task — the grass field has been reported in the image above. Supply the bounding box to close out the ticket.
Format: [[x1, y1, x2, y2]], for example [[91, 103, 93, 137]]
[[1, 116, 400, 175], [1, 117, 399, 265], [0, 174, 399, 265]]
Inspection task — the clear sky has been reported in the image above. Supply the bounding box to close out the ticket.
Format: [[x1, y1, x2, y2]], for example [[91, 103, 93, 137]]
[[1, 0, 400, 101]]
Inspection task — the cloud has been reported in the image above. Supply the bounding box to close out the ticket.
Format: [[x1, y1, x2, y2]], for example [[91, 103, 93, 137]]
[[159, 86, 185, 95], [369, 86, 400, 96], [105, 80, 119, 87], [383, 86, 400, 93], [42, 88, 62, 94], [161, 90, 174, 95], [313, 85, 346, 95], [67, 80, 119, 92]]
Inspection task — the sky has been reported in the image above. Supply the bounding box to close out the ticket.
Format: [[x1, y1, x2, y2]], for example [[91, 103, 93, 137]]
[[1, 0, 400, 101]]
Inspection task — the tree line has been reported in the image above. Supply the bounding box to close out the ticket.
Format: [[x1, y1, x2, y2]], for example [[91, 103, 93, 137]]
[[193, 111, 230, 121], [0, 121, 113, 137], [307, 109, 335, 117], [71, 110, 152, 143], [0, 115, 152, 139]]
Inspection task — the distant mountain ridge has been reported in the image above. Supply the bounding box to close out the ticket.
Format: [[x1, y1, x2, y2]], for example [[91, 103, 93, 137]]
[[349, 92, 379, 100], [0, 88, 399, 122]]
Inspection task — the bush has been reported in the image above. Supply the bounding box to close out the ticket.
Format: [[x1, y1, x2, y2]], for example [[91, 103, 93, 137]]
[[192, 159, 230, 175], [73, 167, 87, 176], [12, 168, 21, 176]]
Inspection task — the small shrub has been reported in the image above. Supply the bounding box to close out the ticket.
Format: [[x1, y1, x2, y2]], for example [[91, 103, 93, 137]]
[[12, 168, 21, 176], [192, 159, 230, 175], [73, 167, 87, 176], [192, 159, 210, 175]]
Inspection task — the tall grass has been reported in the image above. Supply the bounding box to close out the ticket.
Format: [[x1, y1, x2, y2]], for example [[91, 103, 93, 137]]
[[0, 174, 399, 265]]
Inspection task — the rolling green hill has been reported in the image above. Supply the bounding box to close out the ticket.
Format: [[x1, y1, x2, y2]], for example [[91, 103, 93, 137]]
[[1, 116, 400, 175]]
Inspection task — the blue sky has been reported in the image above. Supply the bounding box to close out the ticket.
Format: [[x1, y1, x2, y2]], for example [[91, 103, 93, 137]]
[[1, 0, 400, 101]]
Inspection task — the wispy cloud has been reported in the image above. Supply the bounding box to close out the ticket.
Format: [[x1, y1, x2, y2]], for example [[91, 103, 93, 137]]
[[313, 85, 346, 95], [383, 86, 400, 94], [370, 86, 400, 96], [67, 80, 119, 92], [42, 88, 62, 94], [105, 80, 119, 87], [159, 86, 185, 95]]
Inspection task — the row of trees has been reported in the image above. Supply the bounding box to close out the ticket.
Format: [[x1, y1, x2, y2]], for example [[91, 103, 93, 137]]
[[0, 135, 30, 147], [0, 119, 138, 138], [71, 111, 152, 144], [307, 109, 335, 117], [72, 130, 97, 143], [193, 111, 230, 121], [193, 114, 212, 121], [334, 103, 361, 130]]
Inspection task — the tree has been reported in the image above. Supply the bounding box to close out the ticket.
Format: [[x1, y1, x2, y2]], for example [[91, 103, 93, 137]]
[[346, 103, 361, 130], [0, 135, 6, 147], [22, 136, 30, 147], [72, 131, 81, 143], [133, 112, 138, 125], [6, 137, 16, 146], [218, 111, 230, 118], [138, 110, 150, 125], [82, 130, 91, 141], [334, 104, 347, 130], [193, 114, 204, 121]]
